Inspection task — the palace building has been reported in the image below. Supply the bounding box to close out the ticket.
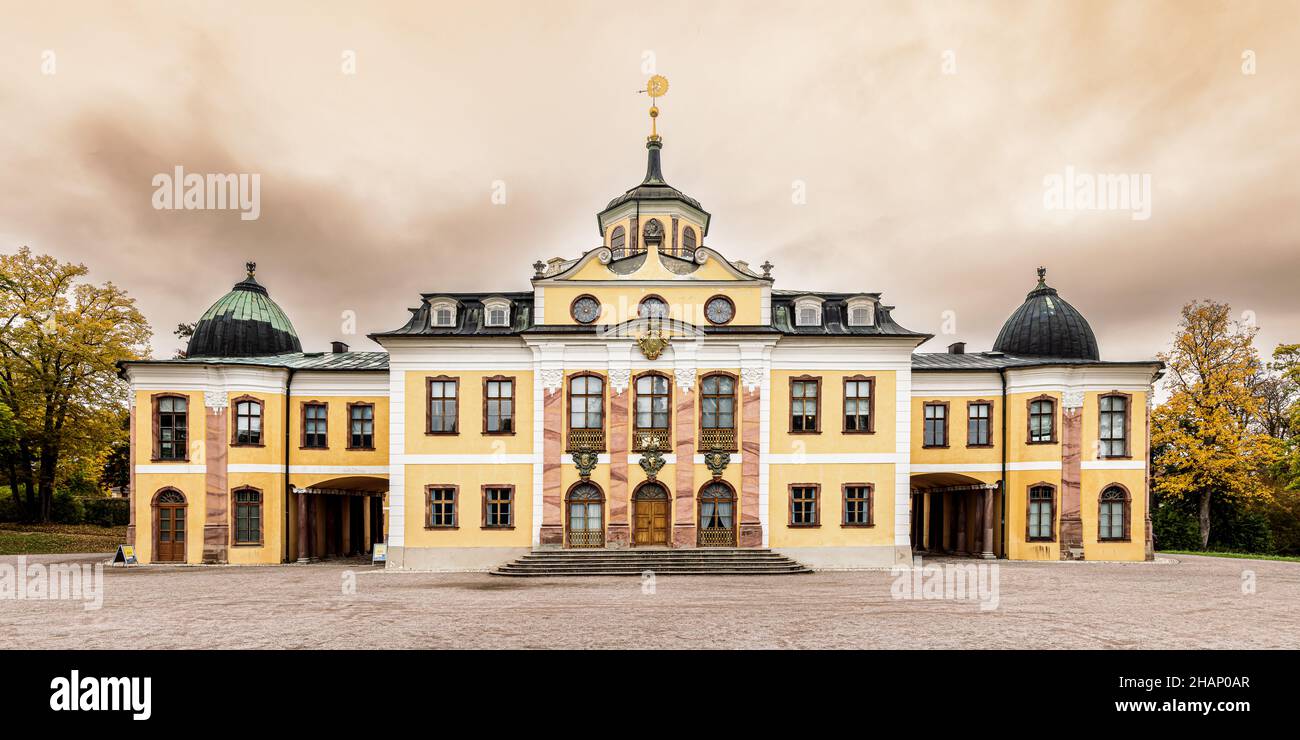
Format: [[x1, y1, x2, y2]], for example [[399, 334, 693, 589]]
[[119, 84, 1161, 570]]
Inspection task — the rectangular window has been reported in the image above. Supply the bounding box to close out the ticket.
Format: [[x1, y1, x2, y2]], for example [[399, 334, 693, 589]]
[[842, 484, 872, 527], [700, 374, 735, 430], [967, 402, 991, 447], [790, 377, 820, 433], [923, 402, 948, 447], [427, 487, 457, 528], [349, 403, 375, 449], [484, 378, 515, 434], [233, 398, 263, 445], [427, 377, 458, 434], [790, 485, 819, 526], [1029, 398, 1055, 443], [483, 486, 514, 528], [1028, 486, 1055, 541], [843, 377, 873, 433], [302, 403, 328, 449], [635, 373, 671, 430], [233, 489, 262, 544], [154, 395, 188, 460], [1099, 395, 1129, 457]]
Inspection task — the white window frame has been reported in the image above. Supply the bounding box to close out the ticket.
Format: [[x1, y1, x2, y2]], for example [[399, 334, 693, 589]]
[[845, 296, 876, 327], [793, 296, 824, 327], [482, 297, 512, 328], [429, 298, 458, 328]]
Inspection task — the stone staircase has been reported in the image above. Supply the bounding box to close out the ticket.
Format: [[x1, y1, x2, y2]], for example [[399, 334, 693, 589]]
[[490, 548, 812, 576]]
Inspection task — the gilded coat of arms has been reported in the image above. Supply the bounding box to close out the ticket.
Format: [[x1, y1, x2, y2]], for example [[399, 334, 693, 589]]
[[572, 446, 599, 480], [636, 328, 670, 360]]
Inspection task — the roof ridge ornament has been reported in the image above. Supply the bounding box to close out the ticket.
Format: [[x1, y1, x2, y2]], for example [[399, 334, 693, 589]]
[[1036, 265, 1047, 287], [246, 261, 256, 278], [639, 74, 669, 143]]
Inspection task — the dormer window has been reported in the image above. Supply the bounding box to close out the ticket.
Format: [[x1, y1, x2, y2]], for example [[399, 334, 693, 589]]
[[482, 297, 512, 328], [793, 296, 824, 327], [429, 298, 458, 328], [846, 297, 876, 327]]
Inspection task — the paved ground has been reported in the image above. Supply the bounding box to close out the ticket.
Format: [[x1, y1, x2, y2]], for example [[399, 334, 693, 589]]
[[2, 553, 1297, 649]]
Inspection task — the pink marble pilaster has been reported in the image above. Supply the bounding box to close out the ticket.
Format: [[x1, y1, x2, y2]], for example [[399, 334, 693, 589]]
[[739, 385, 762, 547], [202, 406, 229, 564], [672, 384, 696, 547], [1059, 407, 1084, 560], [539, 387, 565, 547], [607, 388, 630, 547], [126, 403, 137, 546]]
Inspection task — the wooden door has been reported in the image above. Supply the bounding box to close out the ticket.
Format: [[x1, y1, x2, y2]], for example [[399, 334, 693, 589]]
[[155, 501, 186, 562], [634, 499, 670, 546]]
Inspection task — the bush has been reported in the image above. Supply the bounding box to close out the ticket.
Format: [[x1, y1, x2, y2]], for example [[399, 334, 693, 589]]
[[83, 497, 129, 527], [50, 491, 85, 525], [1152, 502, 1201, 551]]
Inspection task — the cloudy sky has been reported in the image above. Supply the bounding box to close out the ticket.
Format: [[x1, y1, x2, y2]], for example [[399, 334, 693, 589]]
[[1, 0, 1296, 361]]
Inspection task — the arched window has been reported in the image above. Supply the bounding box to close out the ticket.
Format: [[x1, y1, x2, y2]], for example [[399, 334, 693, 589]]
[[698, 481, 736, 546], [681, 226, 697, 254], [232, 396, 263, 446], [610, 225, 627, 255], [566, 482, 604, 548], [634, 372, 671, 451], [1099, 485, 1130, 541], [232, 487, 262, 545], [567, 374, 605, 451], [1027, 484, 1055, 541]]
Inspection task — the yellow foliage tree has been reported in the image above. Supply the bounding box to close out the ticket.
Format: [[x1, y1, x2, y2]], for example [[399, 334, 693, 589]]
[[0, 247, 151, 521], [1152, 300, 1278, 548]]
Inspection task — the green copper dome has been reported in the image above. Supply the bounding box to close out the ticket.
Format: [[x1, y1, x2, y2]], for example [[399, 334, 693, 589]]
[[187, 262, 302, 358]]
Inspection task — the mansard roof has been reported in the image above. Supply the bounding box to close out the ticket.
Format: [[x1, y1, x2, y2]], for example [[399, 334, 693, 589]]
[[120, 351, 389, 374]]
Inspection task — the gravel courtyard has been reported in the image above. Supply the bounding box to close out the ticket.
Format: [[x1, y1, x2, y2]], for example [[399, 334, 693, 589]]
[[2, 553, 1297, 649]]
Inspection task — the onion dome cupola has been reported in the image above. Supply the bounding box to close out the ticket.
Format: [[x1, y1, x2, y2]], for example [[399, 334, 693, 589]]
[[186, 262, 302, 358], [992, 267, 1099, 361]]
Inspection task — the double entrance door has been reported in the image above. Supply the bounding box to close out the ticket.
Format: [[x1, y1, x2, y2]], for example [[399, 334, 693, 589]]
[[633, 483, 670, 546]]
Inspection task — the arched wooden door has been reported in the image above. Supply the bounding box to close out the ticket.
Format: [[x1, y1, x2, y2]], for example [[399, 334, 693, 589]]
[[633, 483, 671, 547], [566, 483, 605, 548], [153, 489, 187, 563], [698, 481, 737, 547]]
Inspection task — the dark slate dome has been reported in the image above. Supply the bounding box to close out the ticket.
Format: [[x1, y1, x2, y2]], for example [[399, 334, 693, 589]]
[[992, 267, 1099, 360], [186, 262, 302, 358], [603, 139, 704, 213]]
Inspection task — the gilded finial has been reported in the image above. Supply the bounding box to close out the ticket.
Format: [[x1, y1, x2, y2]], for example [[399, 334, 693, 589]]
[[246, 261, 256, 278], [1036, 266, 1046, 286], [639, 75, 669, 142]]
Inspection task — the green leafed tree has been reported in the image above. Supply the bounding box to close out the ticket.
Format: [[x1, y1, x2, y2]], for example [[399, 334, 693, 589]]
[[1152, 300, 1278, 548], [0, 246, 151, 521]]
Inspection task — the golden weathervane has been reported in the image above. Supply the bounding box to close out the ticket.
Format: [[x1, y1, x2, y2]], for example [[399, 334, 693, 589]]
[[640, 74, 669, 142]]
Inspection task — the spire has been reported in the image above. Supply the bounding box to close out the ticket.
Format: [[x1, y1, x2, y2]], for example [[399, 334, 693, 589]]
[[643, 139, 666, 185], [639, 74, 669, 142]]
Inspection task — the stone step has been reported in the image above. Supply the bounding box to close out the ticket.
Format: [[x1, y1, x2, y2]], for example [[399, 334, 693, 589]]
[[490, 547, 811, 576]]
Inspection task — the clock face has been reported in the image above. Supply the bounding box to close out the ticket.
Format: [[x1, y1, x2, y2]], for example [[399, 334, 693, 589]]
[[571, 296, 600, 324], [639, 297, 668, 320], [706, 296, 735, 325]]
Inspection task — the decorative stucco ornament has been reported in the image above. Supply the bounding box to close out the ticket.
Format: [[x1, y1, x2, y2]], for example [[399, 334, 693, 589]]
[[703, 446, 730, 480], [540, 368, 564, 394], [674, 367, 696, 392], [636, 328, 670, 360], [204, 389, 229, 410], [741, 366, 764, 393], [1062, 388, 1085, 409], [572, 445, 599, 480], [608, 367, 631, 395], [638, 435, 666, 481]]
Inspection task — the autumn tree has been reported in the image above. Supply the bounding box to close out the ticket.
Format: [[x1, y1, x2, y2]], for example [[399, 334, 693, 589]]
[[1152, 300, 1278, 548], [0, 247, 151, 521]]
